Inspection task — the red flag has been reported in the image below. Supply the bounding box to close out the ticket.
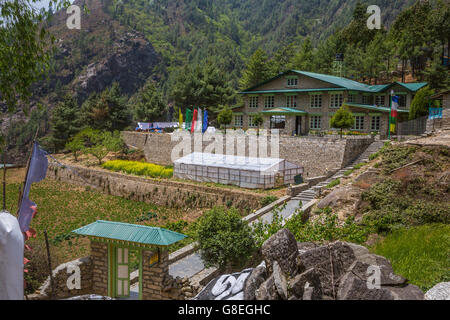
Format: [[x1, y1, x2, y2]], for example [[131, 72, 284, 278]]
[[191, 108, 198, 133]]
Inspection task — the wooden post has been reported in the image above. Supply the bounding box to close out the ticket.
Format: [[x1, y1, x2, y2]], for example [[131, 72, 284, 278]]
[[44, 230, 55, 299], [2, 151, 6, 211]]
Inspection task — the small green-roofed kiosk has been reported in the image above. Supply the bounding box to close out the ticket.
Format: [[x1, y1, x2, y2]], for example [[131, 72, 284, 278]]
[[72, 221, 187, 300]]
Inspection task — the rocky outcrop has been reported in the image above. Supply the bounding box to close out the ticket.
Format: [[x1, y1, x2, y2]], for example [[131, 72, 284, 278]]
[[195, 229, 425, 300]]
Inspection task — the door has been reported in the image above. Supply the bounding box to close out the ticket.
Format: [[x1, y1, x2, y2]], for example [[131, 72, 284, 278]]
[[296, 116, 302, 135], [116, 247, 130, 298]]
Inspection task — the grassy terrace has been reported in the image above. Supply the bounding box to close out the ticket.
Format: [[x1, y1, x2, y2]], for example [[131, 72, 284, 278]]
[[2, 168, 199, 263]]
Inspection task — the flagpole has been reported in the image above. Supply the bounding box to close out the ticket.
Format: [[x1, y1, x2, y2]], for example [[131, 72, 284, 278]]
[[388, 90, 393, 140], [16, 128, 39, 218]]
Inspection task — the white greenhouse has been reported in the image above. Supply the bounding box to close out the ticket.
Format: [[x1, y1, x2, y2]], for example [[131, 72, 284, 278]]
[[173, 152, 303, 189]]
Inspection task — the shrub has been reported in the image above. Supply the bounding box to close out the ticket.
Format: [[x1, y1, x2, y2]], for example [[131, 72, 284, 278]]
[[353, 162, 366, 170], [252, 207, 371, 246], [102, 160, 173, 179], [329, 105, 354, 138], [195, 207, 256, 269], [260, 195, 278, 207], [326, 179, 340, 189]]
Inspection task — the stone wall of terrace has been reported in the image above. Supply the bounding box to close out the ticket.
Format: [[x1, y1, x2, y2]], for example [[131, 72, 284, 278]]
[[46, 161, 265, 210], [122, 131, 374, 177]]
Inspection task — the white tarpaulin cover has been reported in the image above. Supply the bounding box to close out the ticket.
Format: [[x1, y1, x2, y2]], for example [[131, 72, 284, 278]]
[[174, 153, 303, 189], [0, 211, 24, 300]]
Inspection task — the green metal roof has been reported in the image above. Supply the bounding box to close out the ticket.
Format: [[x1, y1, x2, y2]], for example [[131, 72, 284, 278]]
[[344, 103, 410, 113], [72, 220, 187, 246], [240, 88, 344, 94], [240, 70, 428, 94], [261, 107, 308, 115], [395, 82, 428, 92]]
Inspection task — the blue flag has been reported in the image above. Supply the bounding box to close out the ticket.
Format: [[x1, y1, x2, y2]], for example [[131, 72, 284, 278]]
[[202, 109, 208, 133], [18, 142, 48, 233]]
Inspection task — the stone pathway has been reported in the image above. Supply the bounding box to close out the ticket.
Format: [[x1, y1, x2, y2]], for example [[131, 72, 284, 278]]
[[159, 140, 388, 291], [169, 252, 206, 279], [257, 140, 388, 224]]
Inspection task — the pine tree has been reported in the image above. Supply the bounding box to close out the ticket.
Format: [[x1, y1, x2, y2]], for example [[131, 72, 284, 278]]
[[47, 95, 83, 152], [292, 38, 314, 72], [270, 43, 295, 75], [133, 81, 167, 122], [81, 83, 131, 132], [239, 48, 271, 90]]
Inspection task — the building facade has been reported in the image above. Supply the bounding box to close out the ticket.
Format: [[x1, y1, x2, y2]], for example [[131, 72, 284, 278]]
[[234, 70, 427, 137]]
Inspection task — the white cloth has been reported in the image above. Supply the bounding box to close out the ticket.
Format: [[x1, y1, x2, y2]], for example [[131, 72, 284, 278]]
[[196, 109, 203, 132], [0, 211, 24, 300], [137, 123, 151, 130]]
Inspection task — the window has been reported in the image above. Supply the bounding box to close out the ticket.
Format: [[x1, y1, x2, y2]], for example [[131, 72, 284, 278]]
[[310, 116, 321, 129], [398, 95, 407, 108], [287, 78, 298, 86], [249, 96, 259, 108], [329, 93, 343, 108], [310, 95, 322, 108], [353, 116, 365, 130], [264, 96, 275, 108], [362, 95, 373, 105], [375, 95, 385, 106], [234, 115, 243, 127], [248, 115, 258, 128], [286, 95, 297, 108], [371, 116, 381, 131], [270, 116, 286, 129]]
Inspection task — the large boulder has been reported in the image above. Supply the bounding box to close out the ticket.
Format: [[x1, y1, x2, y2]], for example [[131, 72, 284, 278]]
[[272, 261, 288, 300], [337, 272, 397, 300], [255, 275, 280, 300], [289, 268, 322, 300], [262, 229, 298, 276], [425, 282, 450, 300], [194, 270, 252, 300], [243, 262, 267, 300], [297, 241, 358, 298]]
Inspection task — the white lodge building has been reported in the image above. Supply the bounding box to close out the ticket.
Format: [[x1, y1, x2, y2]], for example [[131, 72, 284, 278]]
[[234, 70, 427, 137]]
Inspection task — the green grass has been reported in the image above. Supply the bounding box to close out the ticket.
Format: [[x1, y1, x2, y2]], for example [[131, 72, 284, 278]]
[[1, 169, 192, 263], [344, 169, 354, 176], [326, 178, 341, 189], [371, 224, 450, 291], [353, 162, 366, 170]]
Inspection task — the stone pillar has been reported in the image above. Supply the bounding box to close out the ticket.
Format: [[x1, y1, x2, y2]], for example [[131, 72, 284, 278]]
[[91, 241, 109, 296], [141, 249, 169, 300]]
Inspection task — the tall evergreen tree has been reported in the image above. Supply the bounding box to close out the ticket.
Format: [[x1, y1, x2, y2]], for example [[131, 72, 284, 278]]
[[47, 95, 83, 152], [133, 81, 167, 122], [292, 38, 314, 72], [81, 82, 131, 132], [239, 48, 271, 90]]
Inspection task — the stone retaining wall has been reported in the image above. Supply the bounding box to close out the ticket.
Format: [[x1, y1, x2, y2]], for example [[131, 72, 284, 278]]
[[28, 257, 93, 300], [122, 132, 373, 177], [47, 162, 265, 211]]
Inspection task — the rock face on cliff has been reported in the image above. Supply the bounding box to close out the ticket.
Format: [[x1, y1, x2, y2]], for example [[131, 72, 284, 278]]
[[195, 229, 425, 300], [40, 0, 161, 103]]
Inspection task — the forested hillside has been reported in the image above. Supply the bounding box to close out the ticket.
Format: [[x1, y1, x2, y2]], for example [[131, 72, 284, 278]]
[[2, 0, 449, 164]]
